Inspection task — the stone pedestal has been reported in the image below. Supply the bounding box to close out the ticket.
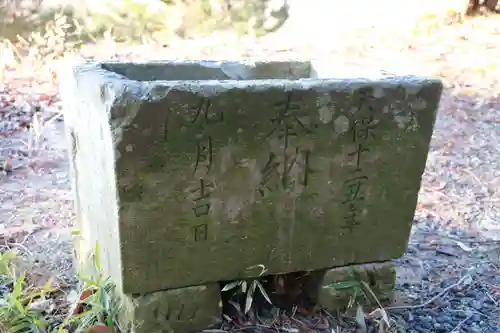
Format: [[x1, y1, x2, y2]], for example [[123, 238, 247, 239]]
[[59, 59, 442, 332], [319, 261, 396, 312], [120, 284, 222, 333]]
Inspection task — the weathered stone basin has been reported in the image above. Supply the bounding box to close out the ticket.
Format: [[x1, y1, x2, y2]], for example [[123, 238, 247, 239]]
[[59, 59, 442, 333]]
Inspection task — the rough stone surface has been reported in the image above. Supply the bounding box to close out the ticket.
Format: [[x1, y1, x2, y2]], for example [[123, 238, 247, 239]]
[[119, 284, 222, 333], [319, 261, 396, 312], [59, 60, 443, 294]]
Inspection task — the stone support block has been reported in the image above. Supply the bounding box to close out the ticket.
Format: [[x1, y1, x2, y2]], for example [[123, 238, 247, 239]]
[[119, 284, 222, 333], [319, 261, 396, 312]]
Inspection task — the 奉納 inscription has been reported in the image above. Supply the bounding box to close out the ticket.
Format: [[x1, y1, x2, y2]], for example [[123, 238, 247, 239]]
[[187, 97, 224, 242], [258, 92, 315, 197], [268, 92, 313, 149], [341, 111, 376, 232]]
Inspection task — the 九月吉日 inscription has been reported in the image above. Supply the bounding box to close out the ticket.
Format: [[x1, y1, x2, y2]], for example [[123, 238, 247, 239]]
[[193, 223, 208, 242], [190, 98, 224, 125], [193, 136, 213, 175], [190, 179, 215, 217], [341, 99, 377, 232], [187, 97, 224, 242], [258, 92, 314, 196]]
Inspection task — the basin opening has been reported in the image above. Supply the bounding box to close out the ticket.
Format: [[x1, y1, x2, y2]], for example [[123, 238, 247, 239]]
[[100, 60, 314, 82]]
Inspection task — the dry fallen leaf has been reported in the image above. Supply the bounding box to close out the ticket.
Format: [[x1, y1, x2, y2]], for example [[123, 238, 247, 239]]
[[51, 71, 58, 86], [29, 156, 61, 171], [436, 245, 461, 257], [0, 224, 41, 244], [2, 157, 12, 173], [454, 240, 473, 252], [86, 324, 113, 333], [26, 268, 62, 290], [29, 298, 53, 312], [72, 288, 95, 315]]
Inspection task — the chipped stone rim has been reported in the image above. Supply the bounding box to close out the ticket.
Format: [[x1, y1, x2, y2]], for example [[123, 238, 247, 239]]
[[59, 59, 443, 101]]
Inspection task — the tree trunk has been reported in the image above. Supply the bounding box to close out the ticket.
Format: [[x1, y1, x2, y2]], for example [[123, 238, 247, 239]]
[[467, 0, 481, 15], [484, 0, 499, 11]]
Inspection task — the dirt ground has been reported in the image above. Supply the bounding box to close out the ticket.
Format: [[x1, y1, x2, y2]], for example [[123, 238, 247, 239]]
[[1, 12, 500, 333]]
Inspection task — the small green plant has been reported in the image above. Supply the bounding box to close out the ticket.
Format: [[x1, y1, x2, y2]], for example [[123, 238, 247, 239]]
[[56, 277, 117, 333], [0, 250, 17, 277], [221, 264, 272, 314], [56, 242, 120, 333], [0, 243, 120, 333], [327, 280, 367, 308], [0, 250, 56, 333]]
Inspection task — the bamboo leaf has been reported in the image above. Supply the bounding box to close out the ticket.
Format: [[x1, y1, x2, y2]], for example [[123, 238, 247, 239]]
[[244, 290, 253, 314], [328, 281, 360, 290], [221, 280, 241, 292], [255, 281, 272, 305]]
